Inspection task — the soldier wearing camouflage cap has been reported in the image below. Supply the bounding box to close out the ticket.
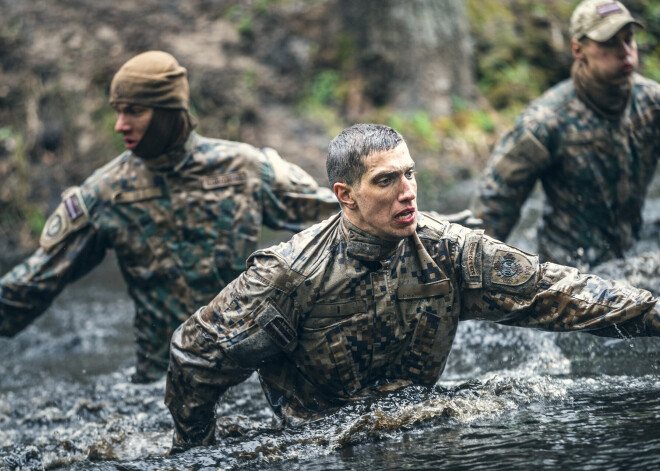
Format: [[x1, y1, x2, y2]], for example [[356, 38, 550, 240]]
[[0, 50, 339, 383], [472, 0, 659, 269], [165, 123, 660, 452]]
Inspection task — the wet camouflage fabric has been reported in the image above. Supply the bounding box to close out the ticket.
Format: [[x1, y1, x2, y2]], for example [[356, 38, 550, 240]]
[[0, 132, 339, 380], [165, 212, 659, 448], [473, 73, 660, 268]]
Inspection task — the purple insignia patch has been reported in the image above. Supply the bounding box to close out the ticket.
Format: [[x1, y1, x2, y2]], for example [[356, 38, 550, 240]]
[[64, 194, 83, 221]]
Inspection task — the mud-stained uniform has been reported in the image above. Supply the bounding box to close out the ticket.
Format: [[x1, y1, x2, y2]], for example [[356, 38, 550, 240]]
[[473, 73, 660, 267], [0, 132, 339, 379], [165, 212, 660, 448]]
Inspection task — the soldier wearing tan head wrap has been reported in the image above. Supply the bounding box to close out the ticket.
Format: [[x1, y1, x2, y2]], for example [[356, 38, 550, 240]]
[[0, 50, 340, 383]]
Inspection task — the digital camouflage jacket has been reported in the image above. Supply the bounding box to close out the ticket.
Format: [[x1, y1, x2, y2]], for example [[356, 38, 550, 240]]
[[0, 132, 339, 379], [473, 73, 660, 268], [165, 212, 659, 448]]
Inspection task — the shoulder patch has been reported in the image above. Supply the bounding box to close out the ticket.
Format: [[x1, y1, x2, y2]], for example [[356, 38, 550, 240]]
[[480, 236, 539, 293], [461, 230, 484, 288], [40, 187, 90, 251], [489, 249, 535, 287]]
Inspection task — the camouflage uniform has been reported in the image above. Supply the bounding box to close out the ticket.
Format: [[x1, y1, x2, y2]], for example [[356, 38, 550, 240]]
[[473, 73, 660, 267], [0, 132, 339, 379], [165, 212, 659, 447]]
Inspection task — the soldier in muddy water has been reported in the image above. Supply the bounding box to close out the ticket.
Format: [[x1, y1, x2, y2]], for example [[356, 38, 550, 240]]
[[165, 122, 660, 453], [0, 50, 340, 383], [473, 0, 660, 270]]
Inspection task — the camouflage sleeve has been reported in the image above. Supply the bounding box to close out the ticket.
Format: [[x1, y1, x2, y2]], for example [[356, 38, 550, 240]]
[[459, 233, 659, 337], [259, 147, 340, 232], [0, 187, 106, 336], [165, 251, 301, 449], [472, 124, 552, 241]]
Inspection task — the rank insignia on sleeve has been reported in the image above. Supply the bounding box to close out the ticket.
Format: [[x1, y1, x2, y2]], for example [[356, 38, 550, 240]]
[[64, 193, 84, 220], [491, 250, 534, 286], [461, 230, 484, 289]]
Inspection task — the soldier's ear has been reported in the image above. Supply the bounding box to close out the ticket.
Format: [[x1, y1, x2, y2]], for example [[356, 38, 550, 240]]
[[572, 38, 586, 62], [333, 182, 357, 209]]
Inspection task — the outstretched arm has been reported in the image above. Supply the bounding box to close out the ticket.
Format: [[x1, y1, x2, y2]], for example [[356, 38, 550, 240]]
[[458, 230, 659, 337], [1, 188, 106, 336]]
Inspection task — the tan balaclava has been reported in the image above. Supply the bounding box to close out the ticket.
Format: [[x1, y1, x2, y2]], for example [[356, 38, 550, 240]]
[[110, 51, 194, 163]]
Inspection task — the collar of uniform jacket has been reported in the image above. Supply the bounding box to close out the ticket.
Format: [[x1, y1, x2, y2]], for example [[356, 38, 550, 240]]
[[340, 215, 403, 261], [139, 132, 197, 172]]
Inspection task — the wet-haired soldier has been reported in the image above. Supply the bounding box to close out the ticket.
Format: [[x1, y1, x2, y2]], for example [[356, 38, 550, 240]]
[[0, 51, 339, 383], [165, 123, 659, 452], [473, 0, 660, 269]]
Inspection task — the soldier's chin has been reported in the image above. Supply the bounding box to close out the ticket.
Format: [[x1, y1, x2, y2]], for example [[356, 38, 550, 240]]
[[391, 221, 417, 239]]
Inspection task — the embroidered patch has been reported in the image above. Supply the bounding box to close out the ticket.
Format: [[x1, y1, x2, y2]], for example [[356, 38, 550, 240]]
[[461, 230, 483, 289], [64, 194, 83, 220], [43, 212, 69, 241], [466, 241, 479, 277], [491, 250, 534, 286], [597, 3, 622, 16], [263, 315, 296, 350], [202, 171, 247, 190], [40, 187, 90, 251]]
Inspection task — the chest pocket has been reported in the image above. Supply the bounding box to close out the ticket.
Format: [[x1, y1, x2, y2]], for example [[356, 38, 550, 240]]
[[297, 299, 369, 397], [397, 278, 456, 385]]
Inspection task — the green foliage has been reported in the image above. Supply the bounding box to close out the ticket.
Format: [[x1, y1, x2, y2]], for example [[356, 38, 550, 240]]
[[0, 126, 14, 141], [297, 70, 345, 135], [26, 207, 46, 237], [473, 111, 496, 134], [224, 5, 254, 34], [307, 70, 340, 106]]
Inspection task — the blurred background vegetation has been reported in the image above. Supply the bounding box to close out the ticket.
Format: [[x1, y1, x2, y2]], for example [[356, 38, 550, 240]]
[[1, 0, 659, 264]]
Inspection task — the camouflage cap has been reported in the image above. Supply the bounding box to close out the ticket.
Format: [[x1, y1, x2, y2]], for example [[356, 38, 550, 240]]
[[109, 51, 189, 110], [570, 0, 643, 41]]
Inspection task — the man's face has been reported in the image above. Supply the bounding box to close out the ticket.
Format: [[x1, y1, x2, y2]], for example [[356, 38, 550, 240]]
[[580, 25, 638, 84], [343, 142, 418, 241], [113, 103, 154, 150]]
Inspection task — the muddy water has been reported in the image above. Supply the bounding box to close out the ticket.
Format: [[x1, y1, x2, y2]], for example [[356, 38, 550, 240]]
[[1, 181, 659, 471]]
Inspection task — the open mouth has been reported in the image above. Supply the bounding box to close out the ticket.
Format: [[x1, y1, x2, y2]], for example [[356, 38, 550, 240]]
[[394, 208, 416, 223]]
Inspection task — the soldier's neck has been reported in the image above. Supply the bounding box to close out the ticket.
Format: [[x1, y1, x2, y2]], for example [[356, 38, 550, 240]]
[[340, 215, 403, 261]]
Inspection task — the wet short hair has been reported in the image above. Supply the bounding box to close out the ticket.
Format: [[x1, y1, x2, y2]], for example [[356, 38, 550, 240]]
[[326, 123, 404, 187]]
